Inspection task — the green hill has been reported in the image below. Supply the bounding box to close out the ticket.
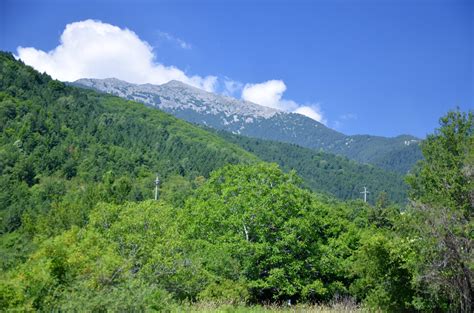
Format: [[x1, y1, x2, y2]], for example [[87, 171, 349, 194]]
[[212, 129, 408, 204], [0, 51, 257, 234]]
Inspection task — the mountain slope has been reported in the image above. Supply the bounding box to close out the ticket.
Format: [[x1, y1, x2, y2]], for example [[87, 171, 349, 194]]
[[0, 50, 410, 240], [74, 78, 423, 173], [0, 52, 257, 233], [211, 129, 408, 204]]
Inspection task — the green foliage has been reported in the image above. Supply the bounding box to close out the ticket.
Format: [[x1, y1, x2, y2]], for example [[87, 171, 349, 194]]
[[407, 110, 473, 213], [367, 192, 400, 228], [403, 110, 473, 312], [330, 134, 423, 174], [351, 232, 414, 312], [1, 164, 369, 309], [0, 201, 178, 311], [180, 163, 364, 303], [214, 129, 409, 205], [352, 110, 473, 312]]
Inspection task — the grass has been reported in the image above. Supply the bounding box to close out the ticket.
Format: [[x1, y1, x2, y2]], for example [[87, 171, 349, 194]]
[[172, 300, 364, 313]]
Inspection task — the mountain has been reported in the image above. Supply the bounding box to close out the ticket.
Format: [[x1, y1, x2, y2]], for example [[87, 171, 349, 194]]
[[1, 52, 468, 313], [211, 128, 408, 204], [74, 78, 423, 173], [1, 52, 398, 309], [0, 50, 412, 238]]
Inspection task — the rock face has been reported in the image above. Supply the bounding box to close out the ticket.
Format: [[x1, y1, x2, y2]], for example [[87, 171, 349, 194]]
[[75, 78, 278, 118], [73, 78, 422, 173]]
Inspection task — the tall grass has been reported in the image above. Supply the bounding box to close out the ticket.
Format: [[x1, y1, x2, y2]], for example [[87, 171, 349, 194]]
[[173, 299, 365, 313]]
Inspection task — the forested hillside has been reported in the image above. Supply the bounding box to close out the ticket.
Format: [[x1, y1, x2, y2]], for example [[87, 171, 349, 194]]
[[0, 51, 257, 236], [1, 52, 472, 312], [212, 129, 408, 204]]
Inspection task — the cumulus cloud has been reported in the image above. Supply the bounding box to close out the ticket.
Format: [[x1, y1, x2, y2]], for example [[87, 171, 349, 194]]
[[16, 19, 216, 91], [241, 80, 326, 124], [242, 80, 294, 111], [294, 106, 326, 124], [16, 19, 327, 124]]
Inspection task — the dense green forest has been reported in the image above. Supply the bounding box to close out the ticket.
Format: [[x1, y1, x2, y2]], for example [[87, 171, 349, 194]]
[[211, 129, 408, 205], [0, 51, 259, 235], [1, 52, 473, 312]]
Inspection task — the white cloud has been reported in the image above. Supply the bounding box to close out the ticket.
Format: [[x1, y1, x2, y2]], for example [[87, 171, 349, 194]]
[[242, 80, 295, 111], [16, 19, 216, 91], [241, 80, 326, 124], [294, 106, 326, 125], [241, 80, 285, 109], [16, 19, 327, 124]]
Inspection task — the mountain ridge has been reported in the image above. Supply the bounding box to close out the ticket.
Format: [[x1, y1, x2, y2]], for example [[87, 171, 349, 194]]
[[73, 77, 423, 173]]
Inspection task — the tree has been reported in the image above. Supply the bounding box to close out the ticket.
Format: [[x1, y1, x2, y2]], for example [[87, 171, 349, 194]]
[[181, 163, 353, 303], [405, 110, 473, 312], [351, 232, 414, 312]]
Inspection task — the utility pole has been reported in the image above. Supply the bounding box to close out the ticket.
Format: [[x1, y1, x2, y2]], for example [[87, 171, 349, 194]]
[[154, 174, 160, 200], [360, 186, 369, 203]]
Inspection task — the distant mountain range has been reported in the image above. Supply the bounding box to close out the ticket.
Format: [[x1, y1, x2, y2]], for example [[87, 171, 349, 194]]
[[74, 78, 423, 173]]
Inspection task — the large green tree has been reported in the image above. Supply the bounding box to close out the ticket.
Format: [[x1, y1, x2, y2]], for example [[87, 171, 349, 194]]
[[405, 111, 473, 311], [181, 163, 362, 303]]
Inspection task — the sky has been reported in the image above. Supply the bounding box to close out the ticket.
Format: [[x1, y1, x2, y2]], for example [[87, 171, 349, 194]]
[[1, 0, 472, 137]]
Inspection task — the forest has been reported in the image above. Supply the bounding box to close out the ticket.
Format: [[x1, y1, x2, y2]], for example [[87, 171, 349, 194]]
[[211, 128, 409, 205], [0, 52, 473, 312]]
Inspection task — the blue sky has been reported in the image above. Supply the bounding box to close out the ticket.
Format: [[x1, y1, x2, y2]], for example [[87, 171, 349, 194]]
[[1, 0, 472, 137]]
